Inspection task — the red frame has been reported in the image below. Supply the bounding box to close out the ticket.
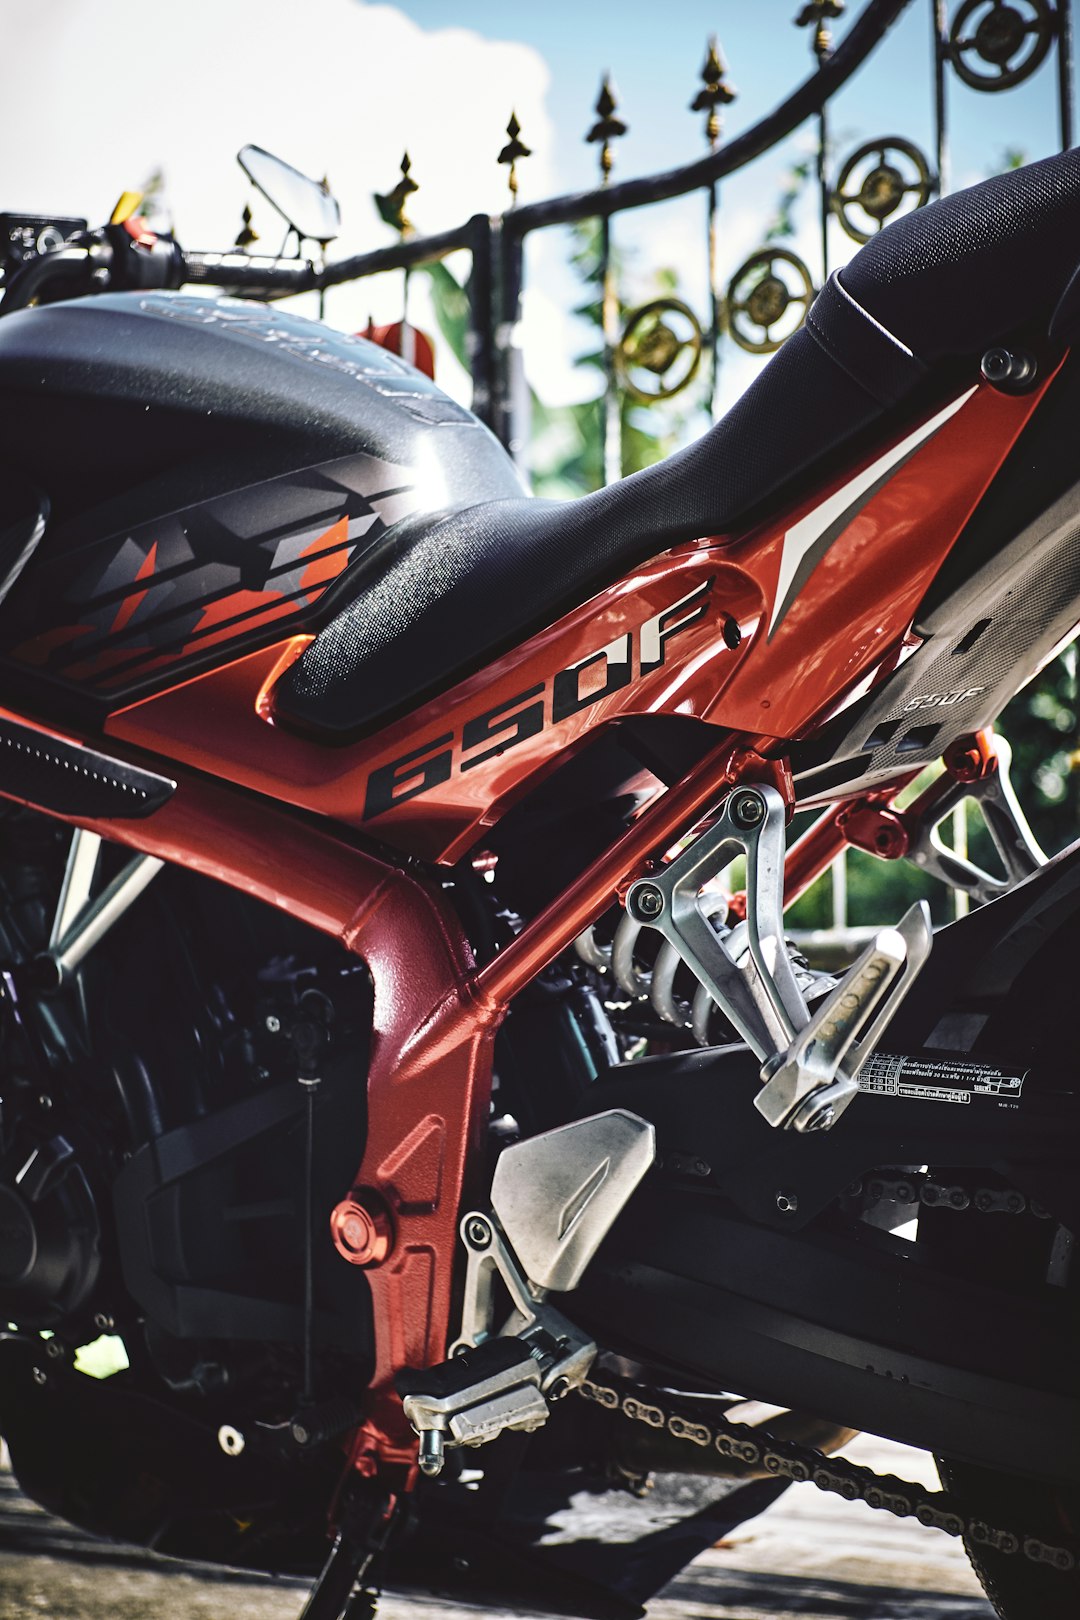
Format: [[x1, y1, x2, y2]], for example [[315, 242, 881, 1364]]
[[0, 368, 1063, 1488]]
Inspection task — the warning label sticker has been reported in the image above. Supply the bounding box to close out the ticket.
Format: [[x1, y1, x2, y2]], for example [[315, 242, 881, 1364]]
[[858, 1054, 1027, 1107]]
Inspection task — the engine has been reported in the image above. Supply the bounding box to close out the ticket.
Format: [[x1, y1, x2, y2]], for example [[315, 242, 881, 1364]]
[[0, 805, 375, 1567]]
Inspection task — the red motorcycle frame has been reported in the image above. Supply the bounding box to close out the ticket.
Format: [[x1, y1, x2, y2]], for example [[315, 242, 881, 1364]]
[[0, 362, 1061, 1494]]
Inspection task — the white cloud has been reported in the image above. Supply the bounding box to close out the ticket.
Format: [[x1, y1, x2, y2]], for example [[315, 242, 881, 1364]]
[[0, 0, 553, 333]]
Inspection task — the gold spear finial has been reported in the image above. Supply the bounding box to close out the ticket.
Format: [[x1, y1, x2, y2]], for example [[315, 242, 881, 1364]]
[[374, 151, 419, 237], [234, 202, 258, 250], [795, 0, 846, 61], [498, 111, 532, 202], [690, 36, 737, 149], [586, 74, 628, 184]]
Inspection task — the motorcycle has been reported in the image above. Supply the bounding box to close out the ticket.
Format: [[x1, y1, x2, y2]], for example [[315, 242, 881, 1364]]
[[0, 139, 1077, 1620]]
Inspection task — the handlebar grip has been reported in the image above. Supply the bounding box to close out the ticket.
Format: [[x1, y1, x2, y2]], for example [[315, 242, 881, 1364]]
[[182, 250, 317, 294]]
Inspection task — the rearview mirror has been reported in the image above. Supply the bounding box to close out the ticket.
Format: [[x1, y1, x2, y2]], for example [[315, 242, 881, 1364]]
[[237, 144, 341, 245]]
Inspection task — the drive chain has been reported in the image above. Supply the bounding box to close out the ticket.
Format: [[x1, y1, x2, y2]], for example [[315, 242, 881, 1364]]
[[578, 1375, 1078, 1577]]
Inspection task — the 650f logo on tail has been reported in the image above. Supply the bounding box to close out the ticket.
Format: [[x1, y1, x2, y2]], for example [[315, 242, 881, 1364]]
[[364, 582, 715, 820]]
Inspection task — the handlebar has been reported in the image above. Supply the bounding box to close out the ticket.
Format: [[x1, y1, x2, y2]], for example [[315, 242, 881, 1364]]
[[0, 221, 320, 317], [182, 249, 318, 296], [0, 243, 102, 313]]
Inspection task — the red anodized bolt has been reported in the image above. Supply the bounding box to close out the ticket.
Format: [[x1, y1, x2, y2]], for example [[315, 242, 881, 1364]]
[[331, 1188, 394, 1268]]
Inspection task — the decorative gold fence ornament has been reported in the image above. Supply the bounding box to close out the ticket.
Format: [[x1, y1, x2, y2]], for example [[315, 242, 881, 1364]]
[[587, 76, 629, 182], [375, 153, 419, 238], [499, 113, 532, 202], [832, 137, 933, 242], [692, 37, 737, 149], [726, 248, 816, 354], [615, 298, 704, 402], [947, 0, 1055, 91], [234, 204, 258, 251]]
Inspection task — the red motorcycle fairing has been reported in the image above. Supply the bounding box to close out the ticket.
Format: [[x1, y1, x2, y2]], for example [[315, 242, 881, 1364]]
[[0, 354, 1065, 1481], [99, 365, 1055, 864], [0, 151, 1077, 1498]]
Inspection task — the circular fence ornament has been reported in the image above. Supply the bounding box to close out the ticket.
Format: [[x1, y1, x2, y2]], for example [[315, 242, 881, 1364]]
[[832, 138, 933, 243], [615, 298, 704, 402], [947, 0, 1055, 92], [725, 248, 815, 354]]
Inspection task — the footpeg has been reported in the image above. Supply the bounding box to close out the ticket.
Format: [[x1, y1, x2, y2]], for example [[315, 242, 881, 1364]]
[[398, 1110, 654, 1475], [755, 901, 932, 1132], [396, 1339, 548, 1477]]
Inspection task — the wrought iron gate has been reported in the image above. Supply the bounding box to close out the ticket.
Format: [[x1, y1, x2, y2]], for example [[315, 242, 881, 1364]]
[[300, 0, 1074, 484]]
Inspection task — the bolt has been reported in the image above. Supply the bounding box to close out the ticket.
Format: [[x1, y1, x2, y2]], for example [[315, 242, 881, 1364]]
[[464, 1215, 492, 1250], [980, 347, 1037, 391], [792, 1094, 836, 1133], [775, 1191, 798, 1214], [952, 749, 982, 782], [31, 1367, 47, 1387], [808, 1105, 835, 1131], [629, 883, 664, 921], [418, 1429, 445, 1477], [265, 1014, 281, 1034], [731, 790, 765, 828], [92, 1312, 115, 1334], [37, 1094, 53, 1111], [44, 1339, 65, 1360]]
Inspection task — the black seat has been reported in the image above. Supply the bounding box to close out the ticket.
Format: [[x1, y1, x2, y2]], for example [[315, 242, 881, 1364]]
[[277, 149, 1080, 740]]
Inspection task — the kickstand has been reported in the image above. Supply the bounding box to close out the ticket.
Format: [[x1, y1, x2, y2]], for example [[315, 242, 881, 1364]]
[[297, 1489, 398, 1620]]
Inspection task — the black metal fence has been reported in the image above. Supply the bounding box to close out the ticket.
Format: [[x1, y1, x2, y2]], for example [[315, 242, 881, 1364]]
[[307, 0, 1073, 477]]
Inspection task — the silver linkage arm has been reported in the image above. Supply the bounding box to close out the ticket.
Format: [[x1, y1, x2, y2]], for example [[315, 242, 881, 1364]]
[[626, 787, 810, 1061], [909, 734, 1045, 906], [625, 785, 933, 1134]]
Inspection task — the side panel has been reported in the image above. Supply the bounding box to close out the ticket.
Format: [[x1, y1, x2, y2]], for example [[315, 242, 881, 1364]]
[[105, 374, 1053, 862]]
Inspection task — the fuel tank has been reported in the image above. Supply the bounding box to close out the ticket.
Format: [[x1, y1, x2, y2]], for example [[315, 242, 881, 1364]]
[[0, 292, 524, 717]]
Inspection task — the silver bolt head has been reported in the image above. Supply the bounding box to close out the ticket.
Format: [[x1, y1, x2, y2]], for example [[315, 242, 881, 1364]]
[[265, 1014, 281, 1034], [731, 790, 766, 828], [31, 1367, 47, 1386], [629, 883, 664, 921], [464, 1215, 492, 1249]]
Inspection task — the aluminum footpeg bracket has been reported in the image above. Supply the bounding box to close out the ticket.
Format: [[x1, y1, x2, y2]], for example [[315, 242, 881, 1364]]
[[625, 785, 810, 1061], [625, 784, 934, 1133], [401, 1111, 655, 1475]]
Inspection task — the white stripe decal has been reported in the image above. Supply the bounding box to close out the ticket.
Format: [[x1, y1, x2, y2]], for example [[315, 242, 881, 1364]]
[[768, 387, 978, 635]]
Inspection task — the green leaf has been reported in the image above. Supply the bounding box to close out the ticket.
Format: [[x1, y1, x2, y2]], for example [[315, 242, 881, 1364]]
[[418, 260, 471, 371]]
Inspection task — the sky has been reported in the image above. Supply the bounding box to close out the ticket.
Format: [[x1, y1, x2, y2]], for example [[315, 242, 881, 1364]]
[[1, 0, 1073, 458]]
